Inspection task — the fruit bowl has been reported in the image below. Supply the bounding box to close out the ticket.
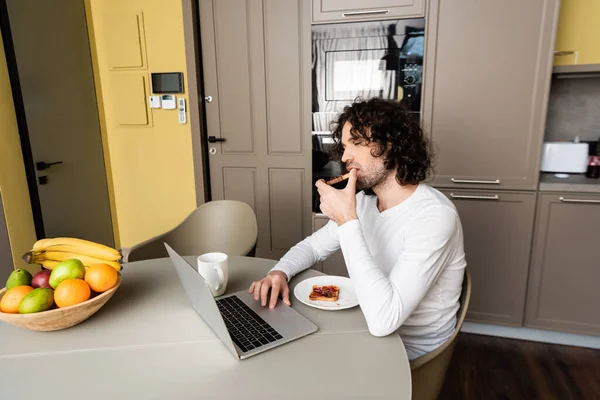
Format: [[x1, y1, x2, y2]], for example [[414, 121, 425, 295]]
[[0, 275, 121, 332]]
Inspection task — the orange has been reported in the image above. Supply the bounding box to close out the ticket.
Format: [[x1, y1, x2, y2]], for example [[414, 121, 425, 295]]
[[54, 279, 90, 308], [0, 286, 34, 314], [85, 264, 118, 293]]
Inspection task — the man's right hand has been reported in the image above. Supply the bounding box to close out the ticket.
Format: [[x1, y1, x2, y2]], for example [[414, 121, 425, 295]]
[[248, 270, 291, 309]]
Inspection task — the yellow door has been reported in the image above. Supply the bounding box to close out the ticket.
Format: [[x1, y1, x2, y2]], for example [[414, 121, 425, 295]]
[[0, 31, 37, 273]]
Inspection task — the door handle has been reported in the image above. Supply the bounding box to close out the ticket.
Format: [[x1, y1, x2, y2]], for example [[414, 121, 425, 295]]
[[554, 50, 579, 64], [451, 178, 501, 185], [450, 193, 500, 200], [342, 9, 389, 17], [559, 197, 600, 204], [208, 136, 225, 143], [36, 161, 63, 171]]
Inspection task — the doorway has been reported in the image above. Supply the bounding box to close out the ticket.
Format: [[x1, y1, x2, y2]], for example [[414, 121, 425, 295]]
[[0, 0, 114, 247]]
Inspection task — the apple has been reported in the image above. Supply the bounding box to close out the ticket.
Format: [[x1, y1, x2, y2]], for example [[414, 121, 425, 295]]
[[31, 269, 52, 289]]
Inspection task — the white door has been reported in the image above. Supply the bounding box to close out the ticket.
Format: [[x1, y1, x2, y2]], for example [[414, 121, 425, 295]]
[[6, 0, 114, 247]]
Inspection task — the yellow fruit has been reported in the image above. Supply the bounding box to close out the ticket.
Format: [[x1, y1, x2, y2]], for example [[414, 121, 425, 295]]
[[43, 251, 122, 271], [39, 260, 60, 270], [85, 264, 118, 293], [0, 286, 34, 314], [32, 238, 52, 252], [34, 237, 121, 261], [24, 237, 122, 272], [54, 279, 90, 308]]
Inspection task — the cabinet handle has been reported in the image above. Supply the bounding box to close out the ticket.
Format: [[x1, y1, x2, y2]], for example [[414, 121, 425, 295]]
[[554, 50, 579, 64], [450, 193, 499, 201], [451, 178, 501, 185], [342, 9, 389, 17], [559, 197, 600, 204]]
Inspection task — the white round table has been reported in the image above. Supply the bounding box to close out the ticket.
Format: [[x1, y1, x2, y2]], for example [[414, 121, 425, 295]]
[[0, 256, 412, 399]]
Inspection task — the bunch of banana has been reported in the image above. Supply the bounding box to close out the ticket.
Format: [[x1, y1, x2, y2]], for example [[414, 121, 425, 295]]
[[22, 237, 122, 271]]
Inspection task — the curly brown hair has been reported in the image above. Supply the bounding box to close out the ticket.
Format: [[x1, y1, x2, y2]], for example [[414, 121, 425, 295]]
[[330, 97, 432, 192]]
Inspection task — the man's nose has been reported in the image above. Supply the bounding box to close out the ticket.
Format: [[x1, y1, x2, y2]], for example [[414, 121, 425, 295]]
[[341, 149, 352, 163]]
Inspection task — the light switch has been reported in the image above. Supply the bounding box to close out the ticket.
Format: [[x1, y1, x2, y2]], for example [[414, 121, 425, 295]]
[[149, 95, 162, 108]]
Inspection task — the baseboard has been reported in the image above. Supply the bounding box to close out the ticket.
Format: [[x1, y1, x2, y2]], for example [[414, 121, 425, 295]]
[[461, 322, 600, 350]]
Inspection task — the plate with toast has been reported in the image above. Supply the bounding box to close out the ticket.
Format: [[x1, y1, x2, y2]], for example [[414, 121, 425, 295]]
[[293, 275, 358, 311]]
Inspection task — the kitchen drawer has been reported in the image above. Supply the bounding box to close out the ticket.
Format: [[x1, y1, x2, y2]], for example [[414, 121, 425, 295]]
[[525, 192, 600, 336], [312, 0, 425, 24], [312, 215, 348, 276], [440, 189, 537, 326]]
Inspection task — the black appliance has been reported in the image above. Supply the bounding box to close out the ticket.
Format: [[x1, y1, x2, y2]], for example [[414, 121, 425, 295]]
[[311, 18, 426, 213]]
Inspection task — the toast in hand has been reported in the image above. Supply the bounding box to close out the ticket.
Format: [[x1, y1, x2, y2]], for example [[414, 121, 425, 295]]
[[309, 285, 339, 302]]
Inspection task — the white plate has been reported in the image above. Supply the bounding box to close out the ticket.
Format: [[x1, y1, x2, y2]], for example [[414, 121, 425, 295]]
[[293, 275, 358, 311]]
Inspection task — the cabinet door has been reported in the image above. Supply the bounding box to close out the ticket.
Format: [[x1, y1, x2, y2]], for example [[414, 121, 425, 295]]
[[440, 189, 537, 326], [553, 0, 600, 65], [423, 0, 559, 190], [313, 215, 348, 277], [312, 0, 425, 23], [526, 193, 600, 335], [199, 0, 312, 260]]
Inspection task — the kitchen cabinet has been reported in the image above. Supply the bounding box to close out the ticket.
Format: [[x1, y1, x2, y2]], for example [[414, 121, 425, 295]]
[[440, 189, 537, 326], [553, 0, 600, 66], [422, 0, 559, 190], [311, 0, 425, 24], [313, 215, 348, 277], [199, 0, 312, 260], [525, 192, 600, 336]]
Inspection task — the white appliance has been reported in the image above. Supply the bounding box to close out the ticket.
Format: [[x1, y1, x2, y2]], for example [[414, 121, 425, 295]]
[[540, 142, 589, 173]]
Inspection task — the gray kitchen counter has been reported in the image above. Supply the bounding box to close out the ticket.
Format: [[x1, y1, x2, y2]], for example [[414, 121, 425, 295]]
[[539, 173, 600, 193]]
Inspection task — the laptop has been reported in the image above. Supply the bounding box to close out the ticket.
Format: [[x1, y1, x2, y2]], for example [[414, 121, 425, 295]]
[[164, 243, 318, 360]]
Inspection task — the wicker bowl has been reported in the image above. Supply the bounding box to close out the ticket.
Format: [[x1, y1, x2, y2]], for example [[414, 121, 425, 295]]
[[0, 275, 121, 332]]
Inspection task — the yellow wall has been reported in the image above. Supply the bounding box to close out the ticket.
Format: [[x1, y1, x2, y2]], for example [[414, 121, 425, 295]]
[[554, 0, 600, 65], [0, 31, 38, 274], [85, 0, 197, 248]]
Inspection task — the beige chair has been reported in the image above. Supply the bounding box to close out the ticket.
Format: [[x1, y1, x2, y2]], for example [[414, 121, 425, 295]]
[[409, 271, 471, 400], [124, 200, 258, 263]]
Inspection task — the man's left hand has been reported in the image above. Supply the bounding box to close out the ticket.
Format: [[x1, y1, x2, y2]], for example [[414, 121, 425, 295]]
[[315, 169, 358, 226]]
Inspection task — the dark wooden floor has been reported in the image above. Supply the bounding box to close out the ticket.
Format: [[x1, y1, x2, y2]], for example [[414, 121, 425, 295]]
[[438, 333, 600, 400]]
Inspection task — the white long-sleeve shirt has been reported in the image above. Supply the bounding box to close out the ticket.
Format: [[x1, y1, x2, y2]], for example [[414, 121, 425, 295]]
[[270, 183, 467, 360]]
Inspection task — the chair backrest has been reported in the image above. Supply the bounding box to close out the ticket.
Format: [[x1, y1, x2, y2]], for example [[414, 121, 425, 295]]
[[166, 200, 258, 256], [126, 200, 258, 262], [409, 270, 471, 400]]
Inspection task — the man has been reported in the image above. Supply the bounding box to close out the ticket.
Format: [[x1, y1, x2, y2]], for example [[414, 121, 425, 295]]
[[248, 97, 466, 360]]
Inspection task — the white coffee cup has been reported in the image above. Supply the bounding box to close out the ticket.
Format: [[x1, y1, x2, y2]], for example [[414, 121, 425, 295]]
[[197, 252, 229, 297]]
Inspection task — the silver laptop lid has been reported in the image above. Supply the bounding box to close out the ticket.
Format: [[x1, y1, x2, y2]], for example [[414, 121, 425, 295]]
[[164, 243, 238, 358]]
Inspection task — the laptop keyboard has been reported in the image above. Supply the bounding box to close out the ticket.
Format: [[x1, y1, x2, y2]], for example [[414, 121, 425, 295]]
[[216, 295, 283, 353]]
